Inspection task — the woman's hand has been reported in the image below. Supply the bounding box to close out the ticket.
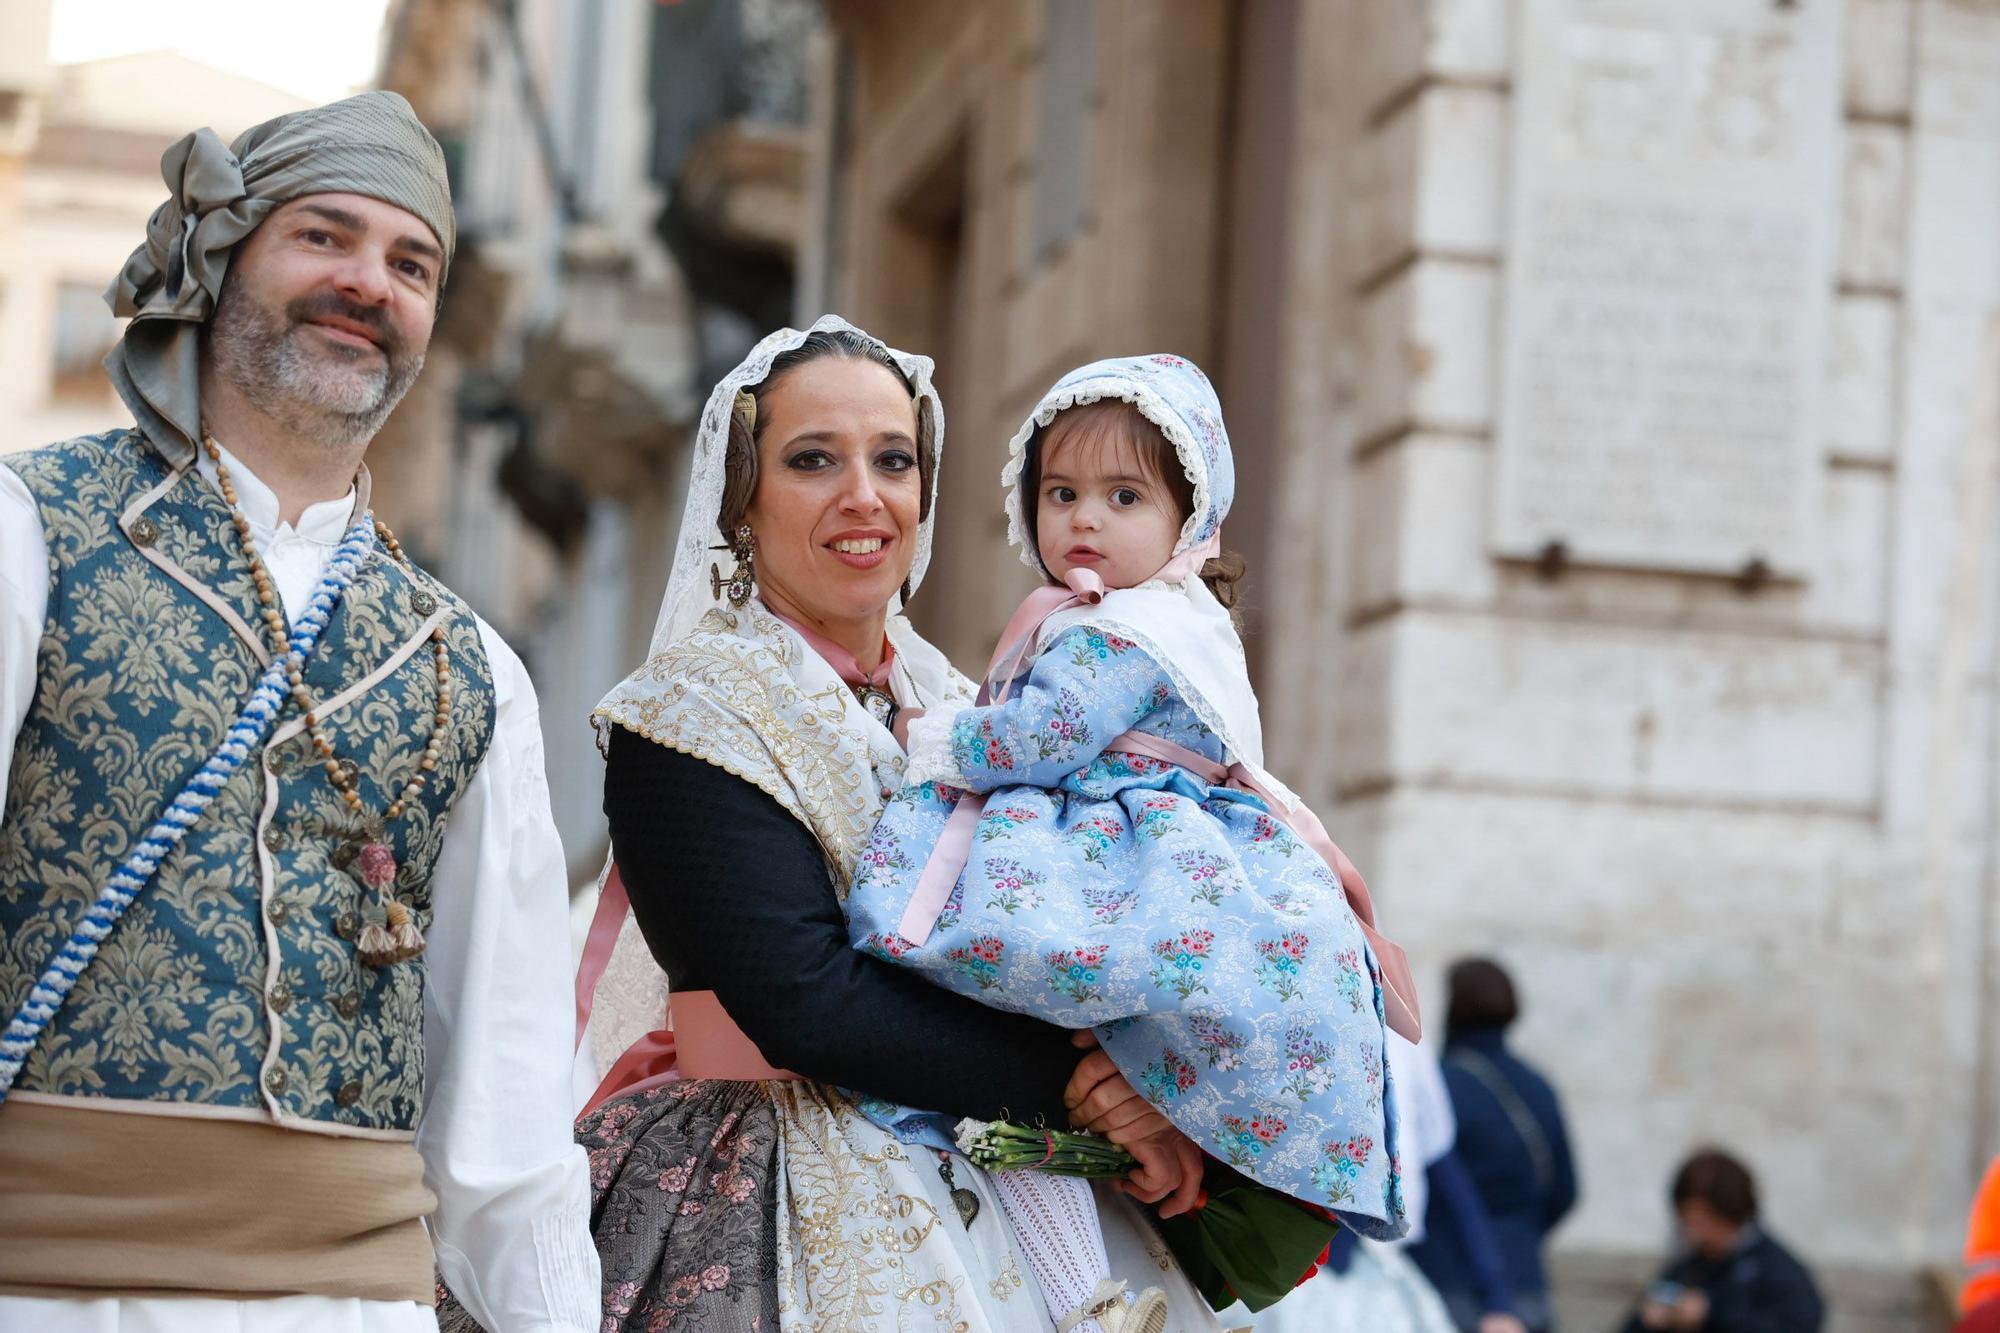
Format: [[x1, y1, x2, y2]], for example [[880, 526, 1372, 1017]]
[[1110, 1117, 1206, 1218], [1064, 1031, 1205, 1217], [1064, 1036, 1157, 1135]]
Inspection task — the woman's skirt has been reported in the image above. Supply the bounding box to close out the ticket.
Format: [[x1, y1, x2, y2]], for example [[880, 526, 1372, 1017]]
[[491, 1076, 1222, 1332]]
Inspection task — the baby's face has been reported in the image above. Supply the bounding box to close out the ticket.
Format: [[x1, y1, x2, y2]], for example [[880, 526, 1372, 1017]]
[[1034, 424, 1184, 591]]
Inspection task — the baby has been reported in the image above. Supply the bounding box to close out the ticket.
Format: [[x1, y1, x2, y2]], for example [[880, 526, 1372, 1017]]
[[849, 355, 1417, 1330]]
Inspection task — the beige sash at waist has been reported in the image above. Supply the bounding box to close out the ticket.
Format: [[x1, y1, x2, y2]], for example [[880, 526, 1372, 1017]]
[[0, 1098, 437, 1303]]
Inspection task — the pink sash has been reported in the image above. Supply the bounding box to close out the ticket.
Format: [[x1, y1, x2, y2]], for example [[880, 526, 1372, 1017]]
[[574, 866, 798, 1118]]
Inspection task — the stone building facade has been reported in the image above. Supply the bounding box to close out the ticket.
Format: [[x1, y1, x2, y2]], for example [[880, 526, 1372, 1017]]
[[0, 10, 309, 457], [372, 0, 822, 879], [806, 2, 2000, 1326]]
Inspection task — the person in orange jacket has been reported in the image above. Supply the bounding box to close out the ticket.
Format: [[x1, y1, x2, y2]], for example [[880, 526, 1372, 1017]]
[[1962, 1155, 2000, 1332]]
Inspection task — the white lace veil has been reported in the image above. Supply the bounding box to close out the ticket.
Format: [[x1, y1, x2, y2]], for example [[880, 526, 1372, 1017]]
[[649, 313, 945, 654], [579, 316, 963, 1092]]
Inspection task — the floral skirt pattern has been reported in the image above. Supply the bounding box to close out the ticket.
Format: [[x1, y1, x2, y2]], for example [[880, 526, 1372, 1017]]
[[442, 1076, 1222, 1332], [587, 1080, 782, 1330]]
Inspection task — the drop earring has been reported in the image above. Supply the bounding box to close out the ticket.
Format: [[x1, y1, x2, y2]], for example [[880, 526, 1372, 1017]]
[[710, 524, 756, 607]]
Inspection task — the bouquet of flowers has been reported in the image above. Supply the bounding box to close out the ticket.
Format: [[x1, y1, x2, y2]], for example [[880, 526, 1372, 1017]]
[[955, 1119, 1339, 1312]]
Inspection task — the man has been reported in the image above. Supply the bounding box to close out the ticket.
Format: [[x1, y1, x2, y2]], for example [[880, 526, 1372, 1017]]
[[1621, 1149, 1823, 1333], [0, 92, 598, 1331]]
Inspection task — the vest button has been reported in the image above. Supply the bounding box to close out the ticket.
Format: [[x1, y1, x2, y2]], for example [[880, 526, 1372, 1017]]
[[331, 841, 360, 870], [334, 992, 361, 1020], [266, 900, 289, 926], [268, 982, 292, 1013], [264, 1067, 289, 1096], [411, 589, 438, 617], [130, 516, 159, 547], [263, 826, 287, 853], [337, 758, 360, 787], [265, 748, 288, 775], [336, 1079, 364, 1108], [334, 909, 359, 940]]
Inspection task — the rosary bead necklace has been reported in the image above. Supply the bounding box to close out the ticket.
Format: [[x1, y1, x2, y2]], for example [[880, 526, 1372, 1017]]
[[204, 435, 450, 967]]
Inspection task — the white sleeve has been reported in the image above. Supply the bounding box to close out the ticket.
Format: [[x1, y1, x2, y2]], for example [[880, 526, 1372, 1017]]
[[418, 619, 600, 1332], [900, 703, 970, 789], [1388, 1033, 1456, 1165], [0, 465, 50, 810]]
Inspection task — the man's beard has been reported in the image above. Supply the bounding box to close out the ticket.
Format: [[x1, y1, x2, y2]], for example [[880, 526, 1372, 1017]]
[[207, 274, 426, 448]]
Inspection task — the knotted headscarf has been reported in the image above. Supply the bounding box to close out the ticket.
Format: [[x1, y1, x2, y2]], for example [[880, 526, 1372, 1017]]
[[103, 90, 456, 461]]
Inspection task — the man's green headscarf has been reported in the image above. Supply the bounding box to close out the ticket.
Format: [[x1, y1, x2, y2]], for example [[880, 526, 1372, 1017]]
[[103, 89, 456, 462]]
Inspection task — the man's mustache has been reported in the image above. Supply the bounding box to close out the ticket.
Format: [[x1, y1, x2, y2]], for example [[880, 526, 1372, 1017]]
[[286, 294, 404, 360]]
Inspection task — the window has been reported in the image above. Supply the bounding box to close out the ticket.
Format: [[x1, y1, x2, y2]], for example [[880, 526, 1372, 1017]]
[[50, 282, 119, 404]]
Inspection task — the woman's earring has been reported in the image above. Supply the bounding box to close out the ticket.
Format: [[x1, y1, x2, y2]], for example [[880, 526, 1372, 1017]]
[[711, 524, 757, 607]]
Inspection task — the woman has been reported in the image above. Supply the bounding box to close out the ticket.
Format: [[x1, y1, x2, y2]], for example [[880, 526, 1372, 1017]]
[[573, 318, 1219, 1331], [1407, 959, 1578, 1333]]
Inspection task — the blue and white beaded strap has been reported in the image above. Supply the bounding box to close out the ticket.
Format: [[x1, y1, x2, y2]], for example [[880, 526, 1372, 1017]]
[[0, 513, 379, 1103]]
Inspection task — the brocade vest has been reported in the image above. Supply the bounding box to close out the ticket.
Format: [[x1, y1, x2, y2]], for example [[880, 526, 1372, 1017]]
[[0, 428, 496, 1140]]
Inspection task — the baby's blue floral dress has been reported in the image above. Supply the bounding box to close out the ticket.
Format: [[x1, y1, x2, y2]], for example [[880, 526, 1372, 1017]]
[[846, 624, 1406, 1239]]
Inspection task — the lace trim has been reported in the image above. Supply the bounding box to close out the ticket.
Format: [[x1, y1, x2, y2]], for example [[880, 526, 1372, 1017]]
[[591, 716, 824, 856], [900, 706, 968, 790], [1000, 379, 1214, 575]]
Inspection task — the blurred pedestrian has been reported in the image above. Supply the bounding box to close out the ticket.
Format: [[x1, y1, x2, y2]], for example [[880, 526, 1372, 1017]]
[[1620, 1149, 1822, 1333], [1408, 958, 1577, 1332]]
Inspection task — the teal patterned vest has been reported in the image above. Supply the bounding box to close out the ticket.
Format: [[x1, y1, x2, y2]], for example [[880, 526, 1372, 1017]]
[[0, 429, 497, 1138]]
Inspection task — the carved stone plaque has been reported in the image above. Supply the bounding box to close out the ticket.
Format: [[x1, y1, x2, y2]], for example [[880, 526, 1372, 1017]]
[[1492, 0, 1842, 576]]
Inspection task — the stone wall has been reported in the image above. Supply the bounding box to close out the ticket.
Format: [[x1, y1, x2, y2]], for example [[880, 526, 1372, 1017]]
[[1310, 0, 2000, 1281]]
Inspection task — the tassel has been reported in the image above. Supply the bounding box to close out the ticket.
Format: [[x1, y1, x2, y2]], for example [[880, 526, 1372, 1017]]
[[386, 898, 427, 963], [357, 920, 399, 968]]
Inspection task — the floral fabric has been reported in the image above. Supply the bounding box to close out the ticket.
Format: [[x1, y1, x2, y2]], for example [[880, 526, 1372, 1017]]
[[847, 628, 1405, 1239]]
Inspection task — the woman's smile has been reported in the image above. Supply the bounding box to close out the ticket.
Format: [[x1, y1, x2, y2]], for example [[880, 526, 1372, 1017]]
[[827, 530, 893, 568]]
